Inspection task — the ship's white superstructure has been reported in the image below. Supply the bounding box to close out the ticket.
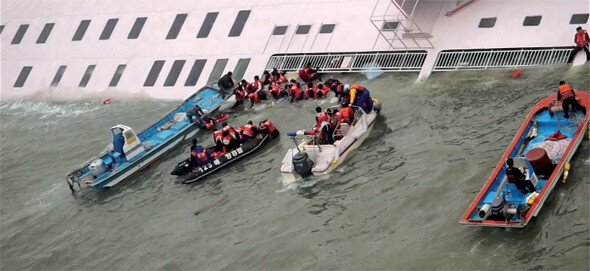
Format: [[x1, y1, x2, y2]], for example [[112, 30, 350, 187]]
[[1, 0, 588, 100]]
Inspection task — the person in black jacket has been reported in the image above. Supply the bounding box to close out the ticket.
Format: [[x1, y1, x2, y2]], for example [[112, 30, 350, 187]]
[[506, 158, 536, 193], [218, 71, 234, 98]]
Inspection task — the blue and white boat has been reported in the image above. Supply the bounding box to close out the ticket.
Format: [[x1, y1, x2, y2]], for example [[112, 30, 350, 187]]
[[66, 86, 236, 191]]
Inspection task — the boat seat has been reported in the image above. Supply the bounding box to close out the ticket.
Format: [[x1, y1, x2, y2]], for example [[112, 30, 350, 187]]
[[156, 130, 175, 140], [169, 121, 187, 132]]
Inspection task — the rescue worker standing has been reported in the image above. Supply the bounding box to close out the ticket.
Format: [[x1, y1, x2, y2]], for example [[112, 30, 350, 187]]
[[557, 81, 586, 118], [314, 106, 330, 132], [567, 27, 590, 64], [349, 84, 374, 113], [212, 128, 224, 152]]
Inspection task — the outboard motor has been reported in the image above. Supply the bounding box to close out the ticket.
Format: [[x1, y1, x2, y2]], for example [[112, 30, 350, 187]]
[[292, 152, 314, 178], [171, 159, 192, 176]]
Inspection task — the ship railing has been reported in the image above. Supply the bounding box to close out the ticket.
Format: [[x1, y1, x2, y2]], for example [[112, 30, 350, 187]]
[[265, 51, 427, 73], [433, 47, 572, 71]]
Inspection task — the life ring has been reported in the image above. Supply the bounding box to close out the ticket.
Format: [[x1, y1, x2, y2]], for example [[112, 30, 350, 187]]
[[103, 98, 112, 105]]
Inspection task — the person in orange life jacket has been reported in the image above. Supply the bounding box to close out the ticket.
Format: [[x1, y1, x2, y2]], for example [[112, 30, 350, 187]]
[[315, 106, 330, 132], [195, 115, 215, 130], [318, 109, 335, 144], [233, 85, 246, 105], [239, 120, 259, 143], [557, 81, 586, 118], [240, 79, 253, 94], [567, 27, 590, 64], [269, 83, 281, 99], [218, 71, 234, 99], [247, 89, 267, 108], [305, 82, 316, 100], [221, 122, 239, 141], [317, 83, 330, 98], [252, 75, 264, 93], [340, 101, 355, 125], [289, 80, 304, 103], [186, 104, 204, 123], [212, 128, 225, 152], [298, 62, 322, 82], [262, 70, 273, 85], [259, 119, 280, 138], [349, 84, 373, 113], [190, 139, 212, 167], [221, 130, 240, 151], [505, 158, 536, 193], [276, 70, 287, 85]]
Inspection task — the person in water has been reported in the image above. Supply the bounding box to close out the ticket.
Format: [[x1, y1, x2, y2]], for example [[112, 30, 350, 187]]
[[557, 81, 586, 118], [505, 158, 536, 194], [186, 104, 204, 123], [190, 139, 212, 168]]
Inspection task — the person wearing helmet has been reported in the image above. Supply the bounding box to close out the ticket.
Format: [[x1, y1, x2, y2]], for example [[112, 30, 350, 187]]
[[349, 84, 373, 113]]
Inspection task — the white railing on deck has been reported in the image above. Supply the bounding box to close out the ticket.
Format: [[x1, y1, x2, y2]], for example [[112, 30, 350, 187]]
[[266, 51, 427, 73], [433, 47, 573, 71]]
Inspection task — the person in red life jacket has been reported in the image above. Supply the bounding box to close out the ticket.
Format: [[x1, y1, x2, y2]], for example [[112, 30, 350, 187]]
[[252, 75, 264, 93], [222, 122, 240, 142], [212, 128, 225, 153], [340, 101, 355, 125], [317, 84, 331, 98], [195, 115, 215, 130], [314, 106, 330, 132], [247, 89, 268, 108], [557, 81, 586, 118], [298, 62, 322, 83], [277, 70, 287, 85], [239, 120, 259, 143], [221, 130, 240, 151], [505, 158, 536, 193], [269, 83, 281, 99], [567, 27, 590, 64], [259, 119, 280, 138], [289, 80, 303, 103], [305, 82, 317, 100], [190, 139, 212, 168], [262, 70, 273, 85], [233, 85, 246, 105], [240, 79, 253, 94]]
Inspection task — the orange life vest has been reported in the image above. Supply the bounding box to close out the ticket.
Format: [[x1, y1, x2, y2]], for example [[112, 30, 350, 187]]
[[241, 124, 256, 137], [196, 149, 209, 162], [222, 134, 233, 145], [305, 86, 316, 99], [341, 107, 354, 124], [213, 130, 223, 142], [350, 84, 365, 91], [277, 74, 287, 84], [290, 84, 302, 99], [252, 79, 263, 92], [559, 84, 574, 100], [248, 92, 259, 103], [315, 112, 329, 130], [261, 120, 276, 133]]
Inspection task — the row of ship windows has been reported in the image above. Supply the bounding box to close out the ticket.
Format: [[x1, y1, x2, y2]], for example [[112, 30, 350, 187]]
[[1, 10, 337, 45], [12, 58, 252, 88], [478, 13, 589, 28]]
